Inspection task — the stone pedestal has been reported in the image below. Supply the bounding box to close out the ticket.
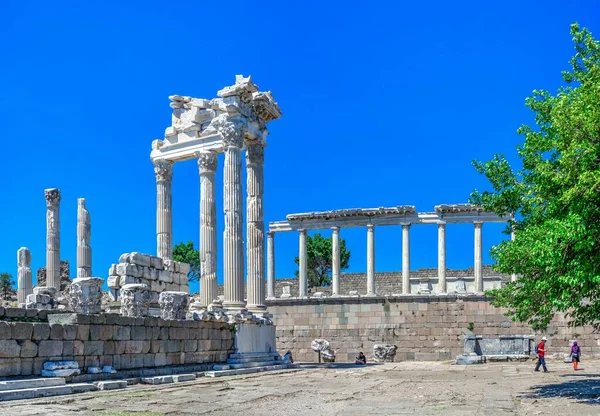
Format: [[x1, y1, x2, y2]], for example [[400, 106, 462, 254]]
[[68, 277, 103, 314], [44, 188, 61, 291], [120, 284, 150, 317], [159, 291, 189, 320], [17, 247, 32, 305]]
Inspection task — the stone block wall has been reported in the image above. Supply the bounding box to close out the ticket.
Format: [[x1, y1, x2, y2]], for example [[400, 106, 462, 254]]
[[36, 260, 71, 291], [267, 296, 600, 363], [107, 252, 190, 303], [0, 310, 234, 377]]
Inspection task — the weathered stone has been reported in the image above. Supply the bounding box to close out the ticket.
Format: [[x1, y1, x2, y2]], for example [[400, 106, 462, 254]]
[[17, 247, 33, 305], [32, 323, 50, 341], [120, 284, 150, 317], [38, 341, 63, 357], [68, 277, 103, 314], [373, 344, 398, 362], [49, 324, 63, 340], [19, 340, 38, 358], [159, 291, 189, 320], [0, 322, 11, 340], [11, 322, 33, 340], [0, 340, 21, 358]]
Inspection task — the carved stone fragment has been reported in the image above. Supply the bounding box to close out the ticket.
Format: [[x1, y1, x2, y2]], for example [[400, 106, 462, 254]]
[[120, 284, 150, 317], [158, 291, 189, 320], [373, 344, 398, 362], [68, 277, 103, 314]]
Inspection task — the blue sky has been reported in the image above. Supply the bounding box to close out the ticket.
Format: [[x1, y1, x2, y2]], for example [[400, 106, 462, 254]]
[[1, 1, 598, 292]]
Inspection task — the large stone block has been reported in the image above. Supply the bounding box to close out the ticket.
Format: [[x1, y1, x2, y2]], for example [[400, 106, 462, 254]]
[[130, 252, 153, 267], [77, 325, 90, 341], [113, 326, 131, 341], [0, 340, 21, 358], [83, 341, 103, 356], [0, 322, 10, 340], [131, 326, 147, 341], [158, 270, 173, 284], [38, 341, 63, 357], [19, 340, 38, 358], [0, 358, 22, 376], [49, 324, 63, 340], [11, 323, 33, 340]]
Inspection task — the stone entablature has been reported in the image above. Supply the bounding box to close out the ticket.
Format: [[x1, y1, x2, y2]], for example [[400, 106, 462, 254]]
[[286, 206, 417, 222]]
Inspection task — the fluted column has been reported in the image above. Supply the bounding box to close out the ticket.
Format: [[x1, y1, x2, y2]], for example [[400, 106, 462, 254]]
[[474, 222, 483, 292], [77, 198, 92, 278], [198, 151, 218, 308], [267, 231, 275, 299], [298, 229, 308, 298], [510, 224, 517, 282], [331, 227, 340, 297], [366, 225, 376, 296], [17, 248, 32, 305], [438, 223, 446, 293], [154, 160, 173, 259], [402, 223, 411, 294], [246, 142, 266, 313], [217, 117, 246, 311], [44, 188, 61, 290]]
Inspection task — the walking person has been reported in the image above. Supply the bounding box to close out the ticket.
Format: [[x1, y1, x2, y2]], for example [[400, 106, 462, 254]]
[[570, 341, 581, 370], [534, 336, 549, 373]]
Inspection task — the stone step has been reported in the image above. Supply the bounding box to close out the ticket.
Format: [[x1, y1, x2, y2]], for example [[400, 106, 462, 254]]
[[0, 383, 97, 402], [204, 364, 292, 378], [228, 352, 280, 360], [227, 356, 280, 364], [227, 360, 282, 370], [97, 380, 127, 390], [0, 378, 66, 391], [141, 374, 197, 385]]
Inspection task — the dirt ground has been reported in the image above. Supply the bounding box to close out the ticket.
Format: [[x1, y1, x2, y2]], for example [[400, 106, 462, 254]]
[[2, 359, 600, 415]]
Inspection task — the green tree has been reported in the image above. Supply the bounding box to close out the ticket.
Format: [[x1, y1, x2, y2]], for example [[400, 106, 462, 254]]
[[469, 24, 600, 329], [294, 233, 351, 288], [172, 241, 200, 282], [0, 272, 14, 300]]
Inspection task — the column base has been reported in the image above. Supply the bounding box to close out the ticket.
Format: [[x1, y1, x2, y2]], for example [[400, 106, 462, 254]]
[[223, 301, 247, 314], [246, 304, 268, 314], [365, 293, 378, 297]]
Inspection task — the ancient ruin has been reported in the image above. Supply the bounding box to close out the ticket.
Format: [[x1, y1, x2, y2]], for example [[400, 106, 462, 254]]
[[44, 188, 61, 291], [76, 198, 92, 278], [68, 277, 103, 314], [17, 247, 32, 305]]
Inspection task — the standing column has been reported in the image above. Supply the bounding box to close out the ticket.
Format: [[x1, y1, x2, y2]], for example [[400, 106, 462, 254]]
[[267, 231, 275, 299], [77, 198, 92, 278], [246, 142, 267, 313], [154, 160, 173, 259], [17, 247, 32, 305], [474, 222, 483, 292], [402, 223, 411, 294], [331, 227, 340, 297], [438, 223, 446, 293], [198, 151, 218, 308], [510, 224, 517, 282], [45, 188, 61, 290], [298, 229, 308, 298], [366, 225, 376, 296], [219, 120, 246, 311]]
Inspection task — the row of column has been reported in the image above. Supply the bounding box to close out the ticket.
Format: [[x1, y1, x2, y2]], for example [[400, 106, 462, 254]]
[[267, 221, 491, 297]]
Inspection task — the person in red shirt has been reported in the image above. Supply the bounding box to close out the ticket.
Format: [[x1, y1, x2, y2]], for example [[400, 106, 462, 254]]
[[534, 336, 549, 373]]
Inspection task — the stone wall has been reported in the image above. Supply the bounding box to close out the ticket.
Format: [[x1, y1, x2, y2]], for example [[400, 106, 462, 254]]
[[0, 309, 234, 377], [266, 296, 599, 363], [37, 260, 71, 291]]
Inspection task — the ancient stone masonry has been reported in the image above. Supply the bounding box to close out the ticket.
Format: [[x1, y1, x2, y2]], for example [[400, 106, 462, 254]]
[[68, 277, 103, 314], [76, 198, 92, 278], [44, 188, 61, 291], [37, 261, 71, 292], [159, 291, 189, 320], [17, 248, 32, 305], [120, 284, 150, 317], [373, 344, 398, 362], [25, 287, 57, 310], [107, 252, 190, 306]]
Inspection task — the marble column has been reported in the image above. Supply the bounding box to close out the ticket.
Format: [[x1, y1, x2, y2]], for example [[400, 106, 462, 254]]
[[366, 225, 376, 296], [220, 122, 246, 311], [474, 222, 483, 292], [267, 231, 275, 299], [438, 223, 446, 293], [198, 151, 218, 308], [154, 160, 173, 259], [511, 225, 517, 282], [298, 229, 308, 298], [331, 227, 340, 297], [246, 142, 267, 313], [76, 198, 92, 278], [17, 247, 32, 305], [402, 223, 411, 294], [44, 188, 61, 290]]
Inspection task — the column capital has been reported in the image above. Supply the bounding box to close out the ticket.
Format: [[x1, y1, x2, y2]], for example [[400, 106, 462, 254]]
[[299, 228, 307, 234], [153, 159, 173, 183], [267, 231, 275, 237], [196, 151, 217, 173], [437, 222, 446, 227], [331, 226, 340, 232], [213, 114, 245, 148], [474, 221, 483, 227], [401, 222, 411, 228], [245, 141, 265, 165], [44, 188, 61, 207], [367, 224, 375, 230]]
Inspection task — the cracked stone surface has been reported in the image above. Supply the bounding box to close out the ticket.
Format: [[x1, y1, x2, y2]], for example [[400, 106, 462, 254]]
[[4, 361, 600, 415]]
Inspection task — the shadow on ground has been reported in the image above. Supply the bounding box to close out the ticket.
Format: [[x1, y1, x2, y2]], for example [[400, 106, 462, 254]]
[[522, 373, 600, 404]]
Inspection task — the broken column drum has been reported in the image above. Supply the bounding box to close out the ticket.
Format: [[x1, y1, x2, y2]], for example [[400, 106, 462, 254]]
[[68, 277, 103, 314], [159, 291, 189, 320], [120, 284, 150, 317], [17, 247, 33, 305]]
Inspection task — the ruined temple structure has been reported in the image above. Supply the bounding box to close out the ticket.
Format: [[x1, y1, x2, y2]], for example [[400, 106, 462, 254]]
[[36, 261, 71, 292]]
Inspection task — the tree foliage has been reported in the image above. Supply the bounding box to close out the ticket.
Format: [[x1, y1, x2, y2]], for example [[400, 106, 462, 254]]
[[470, 24, 600, 329], [294, 233, 351, 288], [172, 241, 200, 282], [0, 272, 14, 300]]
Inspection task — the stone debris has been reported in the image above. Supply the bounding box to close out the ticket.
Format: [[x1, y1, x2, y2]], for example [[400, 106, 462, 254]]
[[191, 309, 273, 326], [311, 339, 336, 362], [68, 277, 103, 314], [159, 291, 189, 320], [42, 360, 81, 377], [26, 286, 57, 310], [96, 380, 127, 390], [373, 344, 398, 362]]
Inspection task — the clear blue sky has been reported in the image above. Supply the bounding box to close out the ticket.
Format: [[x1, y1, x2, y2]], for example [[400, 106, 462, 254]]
[[1, 1, 598, 293]]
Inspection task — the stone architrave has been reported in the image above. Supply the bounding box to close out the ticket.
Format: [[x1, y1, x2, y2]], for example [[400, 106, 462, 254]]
[[215, 115, 246, 312], [120, 284, 150, 317], [245, 141, 266, 313], [76, 198, 92, 278], [44, 188, 61, 291], [17, 247, 32, 305], [159, 291, 189, 320], [198, 151, 218, 308], [154, 160, 173, 259], [68, 277, 103, 314]]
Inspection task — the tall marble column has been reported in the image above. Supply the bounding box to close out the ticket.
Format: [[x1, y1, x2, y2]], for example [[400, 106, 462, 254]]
[[331, 227, 340, 297], [298, 229, 308, 298], [267, 231, 275, 299], [510, 224, 517, 282], [17, 247, 32, 305], [45, 188, 61, 290], [154, 160, 173, 259], [402, 223, 411, 294], [218, 119, 246, 311], [474, 222, 483, 292], [246, 142, 266, 313], [198, 151, 218, 308], [366, 225, 376, 296], [77, 198, 92, 278], [438, 223, 446, 293]]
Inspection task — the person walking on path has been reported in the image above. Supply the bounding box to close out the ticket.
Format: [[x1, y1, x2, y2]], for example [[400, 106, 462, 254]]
[[570, 341, 581, 370], [535, 336, 549, 373]]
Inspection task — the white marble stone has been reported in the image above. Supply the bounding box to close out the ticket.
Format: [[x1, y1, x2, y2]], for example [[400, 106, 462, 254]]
[[76, 198, 92, 278], [120, 284, 150, 317], [17, 247, 32, 305], [366, 225, 376, 296], [402, 223, 411, 294], [438, 223, 446, 293], [474, 222, 483, 292], [158, 291, 189, 320], [235, 323, 276, 355], [154, 160, 173, 259], [298, 229, 307, 298], [68, 277, 103, 314], [267, 231, 275, 299], [331, 227, 340, 297], [198, 151, 218, 309], [44, 188, 61, 291]]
